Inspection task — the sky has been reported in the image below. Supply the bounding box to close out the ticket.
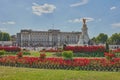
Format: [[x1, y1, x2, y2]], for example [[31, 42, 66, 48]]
[[0, 0, 120, 38]]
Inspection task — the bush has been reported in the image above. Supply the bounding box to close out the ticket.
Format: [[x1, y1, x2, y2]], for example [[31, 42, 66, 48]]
[[23, 51, 31, 55], [0, 50, 5, 57], [62, 51, 73, 59]]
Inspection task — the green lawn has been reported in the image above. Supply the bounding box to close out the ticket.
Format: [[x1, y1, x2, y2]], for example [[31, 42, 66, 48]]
[[0, 66, 120, 80], [30, 51, 56, 57], [30, 51, 40, 57]]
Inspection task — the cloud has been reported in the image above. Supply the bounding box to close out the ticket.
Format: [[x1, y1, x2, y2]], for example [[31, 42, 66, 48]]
[[32, 3, 56, 16], [111, 23, 120, 28], [32, 3, 39, 6], [110, 6, 116, 10], [68, 17, 94, 23], [2, 21, 16, 25], [68, 19, 81, 23], [0, 28, 7, 31], [70, 0, 89, 7]]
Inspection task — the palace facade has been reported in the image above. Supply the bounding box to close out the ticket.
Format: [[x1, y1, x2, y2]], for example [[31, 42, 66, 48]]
[[17, 29, 81, 47]]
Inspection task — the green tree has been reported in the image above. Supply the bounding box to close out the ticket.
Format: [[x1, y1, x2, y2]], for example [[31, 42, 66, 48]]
[[108, 33, 120, 44], [105, 42, 109, 52], [6, 33, 10, 41], [0, 32, 2, 41], [0, 32, 10, 41], [96, 33, 108, 44]]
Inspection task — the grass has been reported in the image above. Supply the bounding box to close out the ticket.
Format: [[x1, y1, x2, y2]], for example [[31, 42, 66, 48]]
[[0, 66, 120, 80], [30, 51, 40, 57], [30, 51, 55, 57]]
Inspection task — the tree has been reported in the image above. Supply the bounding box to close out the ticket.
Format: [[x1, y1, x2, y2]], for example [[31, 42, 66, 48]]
[[0, 32, 10, 41], [108, 33, 120, 44], [96, 33, 108, 44], [105, 42, 109, 52], [91, 33, 120, 45], [0, 32, 2, 41], [91, 37, 96, 42], [6, 33, 10, 41]]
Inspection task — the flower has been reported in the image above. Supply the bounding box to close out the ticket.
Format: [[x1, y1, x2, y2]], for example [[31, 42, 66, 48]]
[[40, 53, 46, 59], [17, 52, 23, 58], [104, 52, 115, 61]]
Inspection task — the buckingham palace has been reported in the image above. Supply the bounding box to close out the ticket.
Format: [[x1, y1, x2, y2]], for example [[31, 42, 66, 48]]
[[17, 29, 81, 47]]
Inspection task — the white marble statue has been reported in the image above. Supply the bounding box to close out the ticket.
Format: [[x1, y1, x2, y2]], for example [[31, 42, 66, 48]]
[[78, 18, 90, 45]]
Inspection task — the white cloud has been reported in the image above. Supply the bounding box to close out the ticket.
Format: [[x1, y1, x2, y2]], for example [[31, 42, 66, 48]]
[[70, 0, 89, 7], [32, 3, 56, 16], [111, 23, 120, 28], [32, 3, 39, 6], [68, 17, 94, 23], [68, 19, 81, 23], [0, 28, 7, 31], [110, 6, 116, 10], [2, 21, 16, 25]]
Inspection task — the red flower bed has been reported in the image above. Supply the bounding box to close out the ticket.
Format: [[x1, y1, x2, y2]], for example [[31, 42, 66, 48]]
[[104, 52, 115, 61], [104, 52, 115, 58], [17, 52, 23, 58], [40, 53, 46, 59], [0, 56, 120, 71], [64, 46, 105, 53], [112, 48, 120, 53], [0, 46, 21, 52]]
